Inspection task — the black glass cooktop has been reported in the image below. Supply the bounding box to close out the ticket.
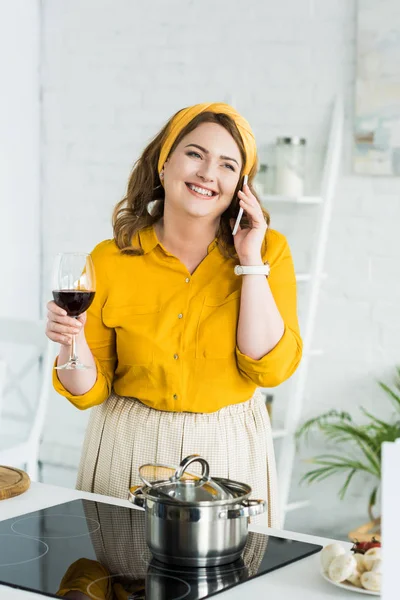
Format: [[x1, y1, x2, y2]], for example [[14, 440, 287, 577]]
[[0, 499, 321, 599]]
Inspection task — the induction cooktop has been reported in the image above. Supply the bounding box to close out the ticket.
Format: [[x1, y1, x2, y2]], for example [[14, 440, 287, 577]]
[[0, 499, 321, 599]]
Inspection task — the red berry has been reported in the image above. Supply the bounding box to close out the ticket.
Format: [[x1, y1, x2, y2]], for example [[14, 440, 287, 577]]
[[364, 537, 381, 552], [351, 537, 381, 554]]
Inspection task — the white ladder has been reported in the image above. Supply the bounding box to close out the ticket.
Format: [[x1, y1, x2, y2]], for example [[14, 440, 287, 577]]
[[265, 95, 345, 524]]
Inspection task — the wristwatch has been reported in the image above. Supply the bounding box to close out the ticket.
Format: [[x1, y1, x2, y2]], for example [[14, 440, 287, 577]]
[[234, 262, 270, 277]]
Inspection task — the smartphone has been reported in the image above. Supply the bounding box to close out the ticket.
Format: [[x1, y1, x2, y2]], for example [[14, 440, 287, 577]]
[[232, 175, 248, 236]]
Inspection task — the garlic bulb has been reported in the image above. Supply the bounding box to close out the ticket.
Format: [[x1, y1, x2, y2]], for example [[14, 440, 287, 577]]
[[370, 559, 382, 574], [353, 553, 367, 574], [320, 543, 346, 574], [363, 547, 382, 571], [346, 570, 363, 588], [328, 553, 357, 583], [361, 570, 381, 592]]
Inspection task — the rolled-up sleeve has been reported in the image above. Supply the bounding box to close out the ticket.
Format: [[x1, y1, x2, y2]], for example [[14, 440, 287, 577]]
[[236, 230, 302, 387], [52, 241, 117, 410]]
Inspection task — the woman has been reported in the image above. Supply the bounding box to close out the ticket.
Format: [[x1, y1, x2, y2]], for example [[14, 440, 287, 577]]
[[46, 102, 302, 528]]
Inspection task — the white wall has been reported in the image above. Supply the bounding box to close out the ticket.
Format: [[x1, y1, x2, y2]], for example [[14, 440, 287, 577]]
[[0, 1, 40, 320], [36, 0, 400, 536]]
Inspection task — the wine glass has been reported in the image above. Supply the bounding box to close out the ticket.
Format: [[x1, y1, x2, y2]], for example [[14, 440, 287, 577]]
[[52, 253, 96, 370]]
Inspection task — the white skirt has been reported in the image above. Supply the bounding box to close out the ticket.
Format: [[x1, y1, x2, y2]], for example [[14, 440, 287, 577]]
[[76, 389, 280, 527]]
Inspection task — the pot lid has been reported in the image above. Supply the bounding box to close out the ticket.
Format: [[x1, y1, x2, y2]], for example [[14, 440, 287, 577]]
[[139, 455, 238, 503]]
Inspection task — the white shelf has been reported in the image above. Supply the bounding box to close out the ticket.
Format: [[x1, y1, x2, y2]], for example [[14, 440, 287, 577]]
[[261, 194, 322, 205], [275, 96, 344, 526], [272, 427, 288, 440], [296, 273, 327, 283], [305, 349, 324, 357]]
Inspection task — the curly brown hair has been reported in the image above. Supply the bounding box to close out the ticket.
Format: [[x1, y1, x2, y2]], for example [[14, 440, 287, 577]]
[[112, 111, 270, 258]]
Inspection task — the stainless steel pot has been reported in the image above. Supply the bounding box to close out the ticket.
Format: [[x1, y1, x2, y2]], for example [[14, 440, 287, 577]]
[[129, 455, 266, 567]]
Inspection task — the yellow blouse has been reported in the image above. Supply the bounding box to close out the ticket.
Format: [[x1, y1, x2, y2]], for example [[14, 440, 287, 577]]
[[53, 226, 302, 413]]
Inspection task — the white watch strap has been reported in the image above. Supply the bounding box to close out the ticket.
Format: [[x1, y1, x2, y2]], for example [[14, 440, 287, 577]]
[[234, 263, 270, 276]]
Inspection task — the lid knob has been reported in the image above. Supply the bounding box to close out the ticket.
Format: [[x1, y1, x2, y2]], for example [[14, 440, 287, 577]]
[[172, 454, 210, 485]]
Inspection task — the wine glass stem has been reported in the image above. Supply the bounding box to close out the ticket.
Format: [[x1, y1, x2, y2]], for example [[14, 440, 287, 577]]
[[70, 334, 78, 363]]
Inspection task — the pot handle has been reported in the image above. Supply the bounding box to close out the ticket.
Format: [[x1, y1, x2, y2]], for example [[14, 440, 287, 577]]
[[128, 486, 145, 509], [173, 454, 210, 485], [218, 499, 266, 520]]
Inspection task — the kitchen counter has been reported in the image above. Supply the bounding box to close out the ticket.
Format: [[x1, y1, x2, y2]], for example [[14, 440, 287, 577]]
[[0, 482, 356, 599]]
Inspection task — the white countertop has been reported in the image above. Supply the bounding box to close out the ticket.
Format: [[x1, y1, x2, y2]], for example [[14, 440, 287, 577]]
[[0, 482, 357, 599]]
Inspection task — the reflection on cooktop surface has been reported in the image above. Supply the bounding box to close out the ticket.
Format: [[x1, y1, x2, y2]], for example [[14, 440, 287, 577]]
[[0, 499, 321, 599]]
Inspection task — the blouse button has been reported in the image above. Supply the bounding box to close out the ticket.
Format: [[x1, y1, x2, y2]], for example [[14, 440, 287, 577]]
[[185, 277, 190, 283], [173, 394, 178, 400], [178, 313, 183, 319], [173, 354, 179, 360]]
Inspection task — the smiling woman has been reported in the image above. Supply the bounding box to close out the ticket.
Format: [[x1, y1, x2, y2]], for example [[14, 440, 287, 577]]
[[110, 107, 269, 259], [159, 122, 245, 230], [46, 102, 302, 536]]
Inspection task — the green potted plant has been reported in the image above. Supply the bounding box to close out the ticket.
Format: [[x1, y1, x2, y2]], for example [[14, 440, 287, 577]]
[[295, 367, 400, 529]]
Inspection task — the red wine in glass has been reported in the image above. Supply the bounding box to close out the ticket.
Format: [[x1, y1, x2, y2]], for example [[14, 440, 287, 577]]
[[52, 253, 96, 370], [52, 290, 95, 317]]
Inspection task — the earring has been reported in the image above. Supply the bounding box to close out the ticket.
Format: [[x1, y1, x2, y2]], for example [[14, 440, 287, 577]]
[[160, 169, 164, 181], [147, 198, 164, 215]]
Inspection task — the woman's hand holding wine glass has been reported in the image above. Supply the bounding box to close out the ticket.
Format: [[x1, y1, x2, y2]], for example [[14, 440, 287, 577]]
[[47, 253, 96, 371], [46, 302, 86, 347]]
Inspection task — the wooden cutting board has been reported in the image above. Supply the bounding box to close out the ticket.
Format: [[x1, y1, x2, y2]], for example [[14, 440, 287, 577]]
[[0, 465, 30, 500]]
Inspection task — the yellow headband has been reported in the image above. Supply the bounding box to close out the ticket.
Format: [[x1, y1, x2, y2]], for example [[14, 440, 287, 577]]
[[157, 102, 257, 177]]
